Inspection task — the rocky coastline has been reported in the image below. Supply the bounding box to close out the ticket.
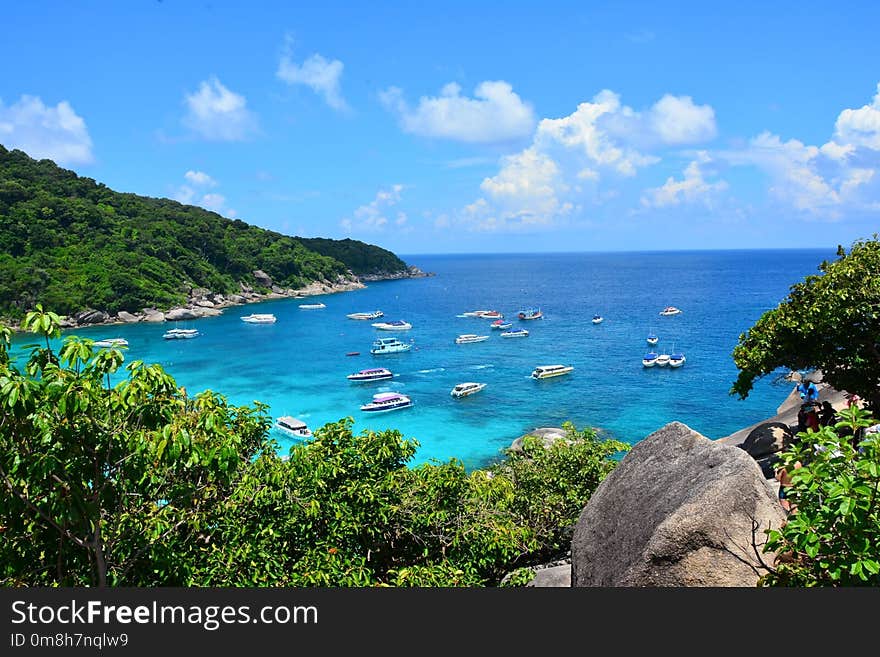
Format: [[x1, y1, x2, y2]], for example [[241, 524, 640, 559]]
[[7, 267, 432, 332]]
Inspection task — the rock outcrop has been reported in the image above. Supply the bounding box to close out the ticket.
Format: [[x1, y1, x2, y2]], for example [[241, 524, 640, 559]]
[[525, 563, 572, 587], [116, 310, 139, 322], [252, 270, 273, 287], [739, 421, 793, 460], [73, 309, 109, 325], [164, 308, 202, 321], [509, 427, 568, 452], [571, 422, 786, 587]]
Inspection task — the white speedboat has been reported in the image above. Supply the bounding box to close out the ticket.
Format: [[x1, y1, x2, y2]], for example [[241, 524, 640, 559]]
[[347, 310, 384, 320], [500, 329, 529, 338], [531, 364, 574, 380], [462, 310, 491, 317], [451, 382, 486, 398], [275, 416, 312, 439], [92, 338, 128, 348], [299, 303, 326, 309], [477, 310, 503, 319], [642, 351, 659, 367], [370, 337, 412, 355], [491, 319, 513, 329], [592, 315, 603, 324], [455, 334, 489, 344], [659, 306, 682, 316], [360, 392, 413, 413], [669, 346, 686, 368], [347, 367, 394, 382], [241, 313, 277, 323], [372, 320, 412, 330], [655, 353, 671, 367], [163, 328, 200, 340]]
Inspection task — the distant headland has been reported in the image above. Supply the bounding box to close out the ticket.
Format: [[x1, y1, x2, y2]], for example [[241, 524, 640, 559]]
[[0, 146, 431, 329]]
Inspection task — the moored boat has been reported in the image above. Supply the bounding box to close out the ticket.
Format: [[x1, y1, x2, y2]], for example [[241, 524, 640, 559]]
[[531, 364, 574, 379], [451, 382, 487, 398], [659, 306, 682, 316], [655, 353, 671, 367], [455, 334, 489, 344], [360, 392, 413, 413], [592, 315, 603, 324], [347, 310, 384, 320], [347, 367, 394, 382], [372, 320, 412, 331], [274, 416, 312, 439], [477, 310, 503, 319], [92, 338, 129, 348], [490, 319, 513, 329], [299, 303, 326, 309], [518, 307, 543, 320], [646, 332, 659, 345], [370, 337, 412, 355], [163, 328, 200, 340], [642, 351, 659, 367], [500, 328, 529, 338], [241, 313, 277, 323], [669, 345, 686, 368]]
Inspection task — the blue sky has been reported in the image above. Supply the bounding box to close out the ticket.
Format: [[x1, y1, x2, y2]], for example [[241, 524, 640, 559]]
[[2, 0, 880, 254]]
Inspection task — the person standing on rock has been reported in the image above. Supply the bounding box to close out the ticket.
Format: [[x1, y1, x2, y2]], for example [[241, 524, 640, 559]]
[[796, 378, 819, 404]]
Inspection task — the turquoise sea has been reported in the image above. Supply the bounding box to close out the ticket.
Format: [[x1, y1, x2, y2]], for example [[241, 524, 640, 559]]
[[9, 249, 834, 468]]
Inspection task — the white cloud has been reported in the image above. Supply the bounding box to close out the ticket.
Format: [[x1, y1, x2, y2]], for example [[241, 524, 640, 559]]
[[0, 95, 93, 165], [641, 152, 728, 208], [199, 193, 227, 212], [380, 80, 535, 143], [834, 83, 880, 150], [717, 82, 880, 217], [457, 88, 718, 231], [183, 77, 257, 141], [184, 170, 216, 187], [648, 94, 717, 145], [173, 171, 235, 218], [277, 47, 347, 111], [342, 184, 406, 233], [480, 147, 563, 222]]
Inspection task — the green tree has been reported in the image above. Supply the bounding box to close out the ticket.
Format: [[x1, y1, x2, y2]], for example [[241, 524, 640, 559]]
[[0, 306, 270, 586], [760, 405, 880, 586], [1, 306, 626, 587], [731, 236, 880, 410]]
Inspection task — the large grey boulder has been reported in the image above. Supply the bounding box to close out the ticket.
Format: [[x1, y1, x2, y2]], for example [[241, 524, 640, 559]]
[[252, 270, 273, 287], [116, 311, 139, 323], [141, 309, 165, 323], [165, 307, 201, 321], [739, 421, 792, 459], [571, 422, 786, 587], [526, 564, 571, 587], [75, 309, 108, 325]]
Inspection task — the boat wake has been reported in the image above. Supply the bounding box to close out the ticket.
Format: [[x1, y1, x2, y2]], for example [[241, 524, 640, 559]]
[[470, 364, 495, 370], [416, 367, 446, 374]]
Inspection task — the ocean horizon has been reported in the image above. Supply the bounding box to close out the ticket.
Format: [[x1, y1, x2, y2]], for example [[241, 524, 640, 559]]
[[9, 247, 835, 469]]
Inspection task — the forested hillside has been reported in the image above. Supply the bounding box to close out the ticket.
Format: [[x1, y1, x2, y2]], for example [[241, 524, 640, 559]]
[[0, 146, 409, 318]]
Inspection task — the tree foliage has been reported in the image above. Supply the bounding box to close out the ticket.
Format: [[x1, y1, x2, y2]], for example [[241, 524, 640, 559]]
[[760, 405, 880, 586], [0, 146, 409, 319], [1, 311, 625, 586], [731, 236, 880, 410]]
